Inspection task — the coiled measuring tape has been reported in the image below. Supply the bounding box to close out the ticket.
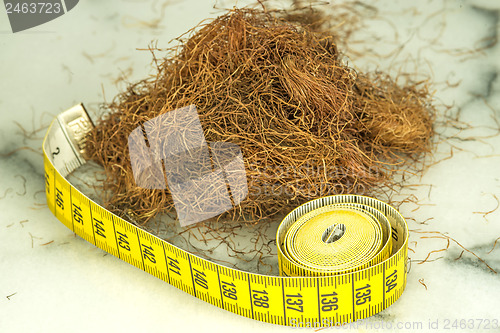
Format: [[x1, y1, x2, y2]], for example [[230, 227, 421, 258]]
[[43, 104, 408, 327]]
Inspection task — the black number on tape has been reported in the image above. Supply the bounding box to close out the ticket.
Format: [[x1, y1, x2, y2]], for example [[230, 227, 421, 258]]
[[193, 269, 208, 289], [221, 281, 237, 300], [142, 245, 156, 263], [391, 227, 398, 241], [117, 232, 130, 251], [73, 204, 83, 224], [52, 147, 60, 158], [285, 293, 303, 313], [55, 188, 64, 210], [93, 218, 106, 238], [320, 292, 339, 311], [252, 289, 269, 308], [386, 269, 397, 293], [167, 256, 181, 276], [355, 284, 371, 305]]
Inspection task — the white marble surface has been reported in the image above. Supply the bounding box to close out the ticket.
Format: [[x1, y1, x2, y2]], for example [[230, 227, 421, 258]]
[[1, 0, 500, 332]]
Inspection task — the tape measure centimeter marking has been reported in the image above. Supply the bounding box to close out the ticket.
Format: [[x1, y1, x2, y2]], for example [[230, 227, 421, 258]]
[[42, 105, 409, 327]]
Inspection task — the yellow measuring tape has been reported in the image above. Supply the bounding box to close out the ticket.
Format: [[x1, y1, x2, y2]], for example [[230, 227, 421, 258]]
[[43, 104, 408, 327]]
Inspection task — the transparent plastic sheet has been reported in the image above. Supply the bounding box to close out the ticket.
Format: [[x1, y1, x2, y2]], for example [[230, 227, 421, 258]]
[[128, 105, 248, 226]]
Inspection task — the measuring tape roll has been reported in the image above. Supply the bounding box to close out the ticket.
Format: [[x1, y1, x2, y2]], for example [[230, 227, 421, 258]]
[[278, 203, 393, 277], [43, 104, 409, 327]]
